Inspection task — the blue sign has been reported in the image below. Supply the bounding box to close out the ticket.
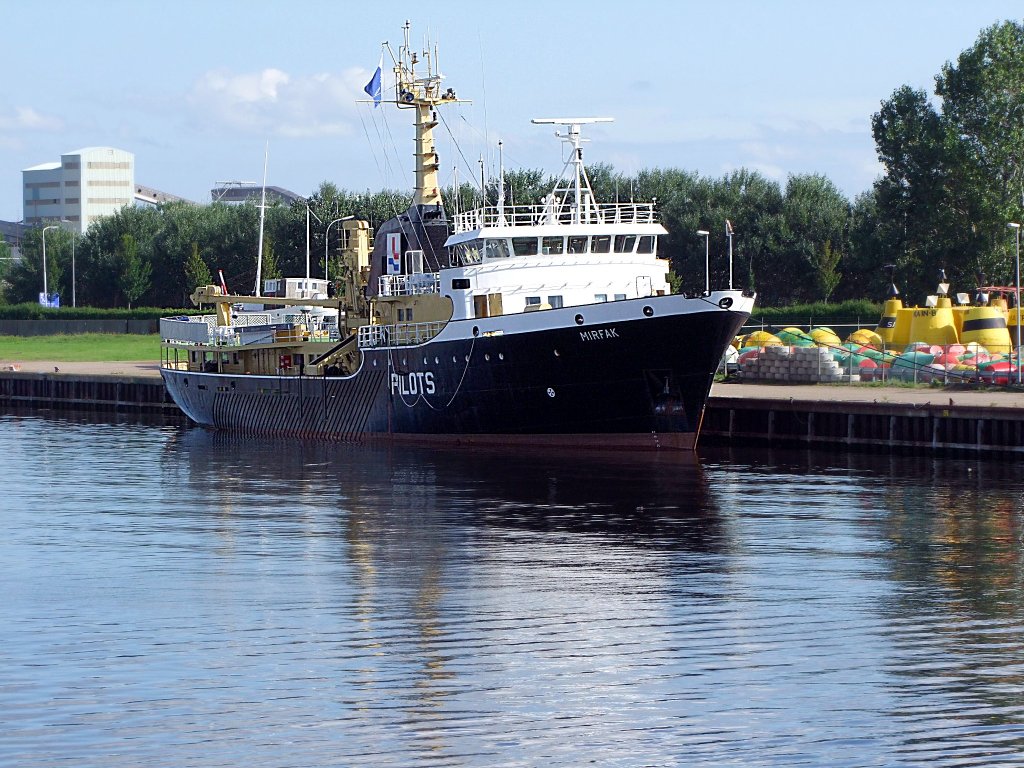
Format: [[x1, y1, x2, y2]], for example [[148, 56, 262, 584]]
[[38, 292, 60, 308]]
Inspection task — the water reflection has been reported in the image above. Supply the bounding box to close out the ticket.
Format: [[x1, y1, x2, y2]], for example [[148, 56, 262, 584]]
[[3, 414, 1024, 766]]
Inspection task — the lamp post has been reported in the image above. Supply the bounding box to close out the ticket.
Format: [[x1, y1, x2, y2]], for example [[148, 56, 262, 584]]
[[726, 220, 735, 289], [41, 225, 58, 305], [696, 230, 710, 293], [1010, 222, 1021, 384]]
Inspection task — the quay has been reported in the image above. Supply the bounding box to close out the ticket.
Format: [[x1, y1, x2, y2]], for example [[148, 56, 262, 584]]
[[1, 363, 1023, 454], [0, 362, 181, 417], [703, 382, 1024, 455]]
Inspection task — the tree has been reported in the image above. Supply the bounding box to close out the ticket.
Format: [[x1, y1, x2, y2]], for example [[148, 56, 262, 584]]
[[872, 21, 1024, 299], [183, 242, 211, 298], [117, 233, 151, 309], [0, 239, 11, 302], [782, 174, 851, 303], [817, 241, 842, 303]]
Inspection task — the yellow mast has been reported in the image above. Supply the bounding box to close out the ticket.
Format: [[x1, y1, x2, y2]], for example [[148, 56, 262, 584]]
[[392, 21, 458, 207]]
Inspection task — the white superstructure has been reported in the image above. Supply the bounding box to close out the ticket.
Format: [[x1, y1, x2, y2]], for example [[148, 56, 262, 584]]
[[428, 119, 669, 322], [23, 147, 134, 233]]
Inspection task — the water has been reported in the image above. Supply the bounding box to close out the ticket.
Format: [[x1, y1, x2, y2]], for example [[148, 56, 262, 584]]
[[2, 412, 1024, 767]]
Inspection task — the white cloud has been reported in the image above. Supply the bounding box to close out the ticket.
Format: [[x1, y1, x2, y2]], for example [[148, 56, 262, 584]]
[[0, 106, 63, 132], [187, 66, 373, 138]]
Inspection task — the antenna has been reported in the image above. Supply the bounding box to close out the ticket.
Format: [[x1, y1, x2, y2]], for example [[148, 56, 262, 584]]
[[531, 117, 613, 225]]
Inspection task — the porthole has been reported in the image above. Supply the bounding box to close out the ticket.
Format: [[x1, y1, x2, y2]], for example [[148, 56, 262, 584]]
[[472, 326, 480, 337], [485, 353, 491, 361], [465, 354, 470, 362], [554, 349, 560, 357], [574, 314, 584, 325], [643, 305, 654, 317], [498, 353, 505, 361]]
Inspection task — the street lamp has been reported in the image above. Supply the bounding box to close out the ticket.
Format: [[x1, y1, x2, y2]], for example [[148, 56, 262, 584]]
[[41, 225, 58, 305], [696, 230, 710, 293], [725, 220, 735, 289], [1009, 222, 1021, 385], [324, 216, 355, 283]]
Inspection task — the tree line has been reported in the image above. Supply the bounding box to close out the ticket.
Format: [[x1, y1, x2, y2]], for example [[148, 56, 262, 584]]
[[2, 21, 1022, 310]]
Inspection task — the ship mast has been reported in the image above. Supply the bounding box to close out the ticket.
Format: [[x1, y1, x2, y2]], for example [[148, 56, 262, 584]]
[[392, 21, 458, 207], [532, 117, 612, 224]]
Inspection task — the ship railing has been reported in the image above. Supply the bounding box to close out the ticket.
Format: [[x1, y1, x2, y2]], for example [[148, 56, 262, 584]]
[[161, 313, 272, 346], [357, 320, 446, 349], [452, 202, 657, 232], [378, 273, 440, 297]]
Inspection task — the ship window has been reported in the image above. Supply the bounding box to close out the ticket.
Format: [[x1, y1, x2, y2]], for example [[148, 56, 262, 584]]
[[614, 235, 637, 253], [406, 308, 413, 322], [456, 242, 482, 265], [542, 236, 564, 255], [614, 293, 627, 301], [592, 235, 611, 253], [594, 293, 608, 302], [637, 235, 655, 254], [547, 295, 564, 308], [567, 235, 588, 254], [525, 296, 541, 306], [512, 237, 538, 256], [483, 238, 510, 259], [397, 308, 404, 321]]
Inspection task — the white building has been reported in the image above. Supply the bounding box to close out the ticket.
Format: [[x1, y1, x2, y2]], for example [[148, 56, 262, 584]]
[[23, 147, 134, 234]]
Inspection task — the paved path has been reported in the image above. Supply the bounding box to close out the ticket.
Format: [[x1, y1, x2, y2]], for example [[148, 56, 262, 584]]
[[0, 360, 162, 377], [711, 382, 1024, 409], [3, 361, 1023, 410]]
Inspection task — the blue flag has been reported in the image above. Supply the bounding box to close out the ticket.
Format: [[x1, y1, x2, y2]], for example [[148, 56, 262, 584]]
[[364, 55, 382, 108]]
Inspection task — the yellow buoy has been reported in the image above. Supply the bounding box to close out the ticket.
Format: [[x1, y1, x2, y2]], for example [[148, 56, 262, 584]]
[[907, 296, 958, 347], [810, 328, 841, 347], [875, 297, 906, 348], [847, 328, 883, 348], [1005, 303, 1023, 349], [743, 330, 782, 348], [962, 306, 1012, 355]]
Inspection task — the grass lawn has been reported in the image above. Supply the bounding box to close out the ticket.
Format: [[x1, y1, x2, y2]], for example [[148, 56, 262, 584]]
[[0, 334, 160, 362]]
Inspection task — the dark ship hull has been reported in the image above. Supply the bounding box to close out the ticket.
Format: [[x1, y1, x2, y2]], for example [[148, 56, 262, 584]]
[[162, 294, 748, 450]]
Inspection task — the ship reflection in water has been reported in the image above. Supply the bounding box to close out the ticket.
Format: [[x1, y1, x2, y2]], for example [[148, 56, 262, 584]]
[[3, 413, 1024, 766]]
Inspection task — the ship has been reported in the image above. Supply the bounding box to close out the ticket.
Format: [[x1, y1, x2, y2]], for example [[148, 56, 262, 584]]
[[159, 24, 755, 450]]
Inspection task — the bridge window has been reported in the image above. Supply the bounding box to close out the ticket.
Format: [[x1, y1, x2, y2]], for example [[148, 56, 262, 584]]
[[483, 238, 510, 259], [542, 236, 564, 255], [637, 236, 655, 254], [567, 236, 588, 254], [512, 237, 538, 256], [592, 235, 611, 253], [614, 235, 637, 253], [454, 241, 482, 265]]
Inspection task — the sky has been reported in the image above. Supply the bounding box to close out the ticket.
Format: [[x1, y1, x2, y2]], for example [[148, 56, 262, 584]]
[[2, 0, 1022, 222]]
